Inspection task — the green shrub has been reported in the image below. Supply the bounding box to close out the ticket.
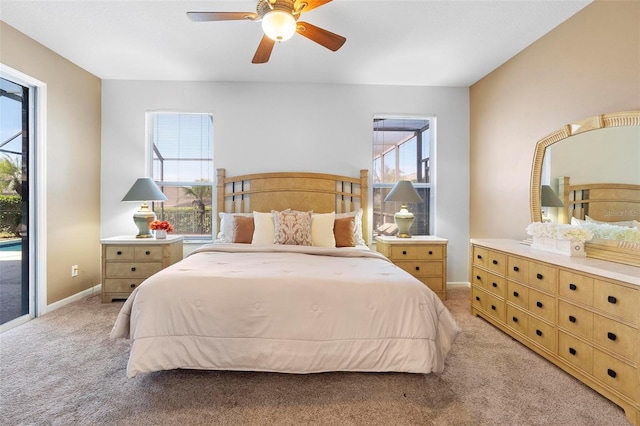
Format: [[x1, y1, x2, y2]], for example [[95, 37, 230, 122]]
[[0, 195, 21, 236]]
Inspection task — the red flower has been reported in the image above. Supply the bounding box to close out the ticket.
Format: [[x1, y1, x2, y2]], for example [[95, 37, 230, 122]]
[[149, 220, 174, 233]]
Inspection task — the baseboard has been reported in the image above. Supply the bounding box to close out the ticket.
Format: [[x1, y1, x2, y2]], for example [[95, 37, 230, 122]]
[[447, 282, 470, 288], [44, 283, 102, 314]]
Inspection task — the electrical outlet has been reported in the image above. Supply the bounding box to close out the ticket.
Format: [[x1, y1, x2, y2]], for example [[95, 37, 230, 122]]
[[71, 265, 79, 277]]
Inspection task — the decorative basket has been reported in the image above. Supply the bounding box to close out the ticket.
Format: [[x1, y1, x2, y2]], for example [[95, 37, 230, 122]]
[[532, 236, 585, 257]]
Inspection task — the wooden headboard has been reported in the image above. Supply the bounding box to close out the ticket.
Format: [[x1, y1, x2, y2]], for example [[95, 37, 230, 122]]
[[216, 169, 369, 243], [559, 177, 640, 223]]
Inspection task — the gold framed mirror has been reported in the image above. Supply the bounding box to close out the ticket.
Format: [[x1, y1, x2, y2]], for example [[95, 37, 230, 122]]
[[530, 110, 640, 267]]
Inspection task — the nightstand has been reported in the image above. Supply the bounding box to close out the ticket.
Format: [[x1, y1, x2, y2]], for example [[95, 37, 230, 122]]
[[100, 235, 184, 303], [375, 235, 448, 300]]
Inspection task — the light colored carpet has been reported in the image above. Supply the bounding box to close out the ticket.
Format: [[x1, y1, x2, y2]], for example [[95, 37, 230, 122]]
[[0, 286, 631, 426]]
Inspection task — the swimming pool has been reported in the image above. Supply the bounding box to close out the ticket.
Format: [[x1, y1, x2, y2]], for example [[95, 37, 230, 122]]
[[0, 240, 22, 252]]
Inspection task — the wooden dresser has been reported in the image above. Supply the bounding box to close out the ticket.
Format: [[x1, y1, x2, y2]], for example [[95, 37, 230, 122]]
[[470, 239, 640, 425], [100, 235, 183, 303], [376, 235, 448, 300]]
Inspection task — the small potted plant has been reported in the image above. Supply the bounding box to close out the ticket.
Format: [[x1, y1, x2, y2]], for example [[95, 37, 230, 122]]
[[149, 220, 174, 239]]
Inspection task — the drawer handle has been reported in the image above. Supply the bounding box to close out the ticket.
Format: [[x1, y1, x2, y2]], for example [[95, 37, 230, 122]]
[[569, 315, 576, 323], [130, 283, 136, 289], [607, 296, 617, 304], [513, 266, 519, 272], [477, 254, 482, 259], [607, 332, 617, 341], [116, 251, 122, 256], [536, 301, 543, 308], [475, 296, 480, 301], [491, 305, 496, 311], [535, 329, 542, 337], [428, 250, 433, 255], [402, 250, 407, 255], [476, 275, 482, 281], [536, 273, 543, 280], [415, 266, 420, 271], [131, 267, 136, 272], [492, 259, 498, 265], [607, 369, 617, 379], [513, 291, 519, 298], [569, 283, 577, 291], [492, 282, 497, 288], [145, 250, 151, 255], [569, 347, 576, 356], [512, 316, 519, 323]]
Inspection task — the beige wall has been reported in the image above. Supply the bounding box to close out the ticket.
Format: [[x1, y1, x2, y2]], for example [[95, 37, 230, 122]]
[[0, 21, 102, 304], [469, 0, 639, 240]]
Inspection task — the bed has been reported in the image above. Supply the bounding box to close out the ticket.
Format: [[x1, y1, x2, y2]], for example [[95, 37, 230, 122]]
[[110, 169, 459, 378], [559, 177, 640, 266]]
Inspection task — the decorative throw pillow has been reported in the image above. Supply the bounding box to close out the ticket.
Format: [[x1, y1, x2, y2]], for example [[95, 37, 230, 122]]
[[334, 217, 356, 247], [216, 212, 253, 243], [335, 208, 365, 245], [252, 211, 277, 245], [311, 212, 336, 247], [232, 215, 254, 244], [273, 210, 312, 245]]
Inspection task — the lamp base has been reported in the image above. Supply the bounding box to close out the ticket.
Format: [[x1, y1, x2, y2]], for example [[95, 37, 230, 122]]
[[394, 209, 415, 238], [133, 203, 156, 238]]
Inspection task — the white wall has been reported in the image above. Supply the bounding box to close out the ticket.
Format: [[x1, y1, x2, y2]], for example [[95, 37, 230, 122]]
[[101, 81, 470, 283]]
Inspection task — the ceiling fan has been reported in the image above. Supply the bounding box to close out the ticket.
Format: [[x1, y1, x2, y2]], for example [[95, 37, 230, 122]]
[[187, 0, 346, 64]]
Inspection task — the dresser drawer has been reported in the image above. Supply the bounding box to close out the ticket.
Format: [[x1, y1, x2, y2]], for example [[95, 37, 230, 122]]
[[105, 262, 163, 278], [103, 278, 145, 293], [593, 280, 639, 326], [593, 314, 637, 361], [558, 270, 594, 307], [528, 316, 556, 352], [472, 246, 488, 268], [105, 246, 135, 260], [485, 292, 505, 323], [395, 261, 442, 277], [558, 301, 593, 341], [472, 267, 487, 289], [527, 261, 557, 293], [507, 255, 529, 284], [390, 245, 443, 260], [472, 287, 485, 311], [485, 272, 506, 298], [506, 304, 528, 336], [485, 251, 506, 275], [507, 280, 529, 310], [593, 349, 637, 399], [559, 331, 593, 375], [528, 288, 556, 323], [420, 277, 444, 292]]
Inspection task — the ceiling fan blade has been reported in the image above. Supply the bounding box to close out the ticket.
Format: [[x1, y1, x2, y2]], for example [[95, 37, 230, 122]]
[[187, 12, 259, 22], [294, 0, 332, 13], [252, 35, 276, 64], [296, 22, 346, 52]]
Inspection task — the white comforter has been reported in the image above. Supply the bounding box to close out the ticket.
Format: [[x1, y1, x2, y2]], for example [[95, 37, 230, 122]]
[[110, 244, 459, 377]]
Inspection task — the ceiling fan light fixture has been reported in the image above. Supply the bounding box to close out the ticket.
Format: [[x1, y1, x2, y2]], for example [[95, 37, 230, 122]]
[[262, 10, 296, 42]]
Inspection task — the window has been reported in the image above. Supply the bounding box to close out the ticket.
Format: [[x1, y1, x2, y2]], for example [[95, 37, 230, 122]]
[[372, 116, 433, 237], [147, 112, 214, 241]]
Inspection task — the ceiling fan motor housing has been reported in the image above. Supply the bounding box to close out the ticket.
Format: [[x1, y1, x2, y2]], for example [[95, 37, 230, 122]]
[[257, 0, 298, 19]]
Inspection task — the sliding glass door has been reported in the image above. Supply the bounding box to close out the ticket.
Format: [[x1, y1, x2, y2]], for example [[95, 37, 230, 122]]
[[0, 77, 30, 325]]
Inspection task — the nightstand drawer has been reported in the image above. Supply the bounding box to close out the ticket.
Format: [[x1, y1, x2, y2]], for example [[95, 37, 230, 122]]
[[103, 278, 146, 293], [395, 261, 442, 277], [420, 277, 444, 292], [105, 262, 163, 278], [105, 246, 135, 260], [134, 246, 163, 260], [390, 245, 443, 260]]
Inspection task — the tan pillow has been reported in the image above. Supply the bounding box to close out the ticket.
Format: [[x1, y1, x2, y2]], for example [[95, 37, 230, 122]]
[[334, 217, 356, 247], [232, 215, 255, 244], [273, 210, 312, 245]]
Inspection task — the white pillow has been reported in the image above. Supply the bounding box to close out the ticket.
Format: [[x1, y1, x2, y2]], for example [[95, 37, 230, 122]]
[[252, 211, 276, 245], [571, 217, 587, 226], [335, 208, 365, 246], [216, 212, 253, 243], [586, 215, 636, 228], [311, 212, 336, 247]]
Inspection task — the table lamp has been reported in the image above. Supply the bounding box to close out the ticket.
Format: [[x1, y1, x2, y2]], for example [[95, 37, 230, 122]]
[[122, 178, 167, 238], [384, 180, 423, 238]]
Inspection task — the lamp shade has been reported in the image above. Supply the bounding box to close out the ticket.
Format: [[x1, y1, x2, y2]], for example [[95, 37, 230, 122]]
[[122, 178, 167, 202], [384, 180, 423, 203], [262, 10, 297, 42], [541, 185, 563, 207]]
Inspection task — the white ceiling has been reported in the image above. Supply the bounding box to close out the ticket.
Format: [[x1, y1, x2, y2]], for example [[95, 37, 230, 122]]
[[0, 0, 591, 87]]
